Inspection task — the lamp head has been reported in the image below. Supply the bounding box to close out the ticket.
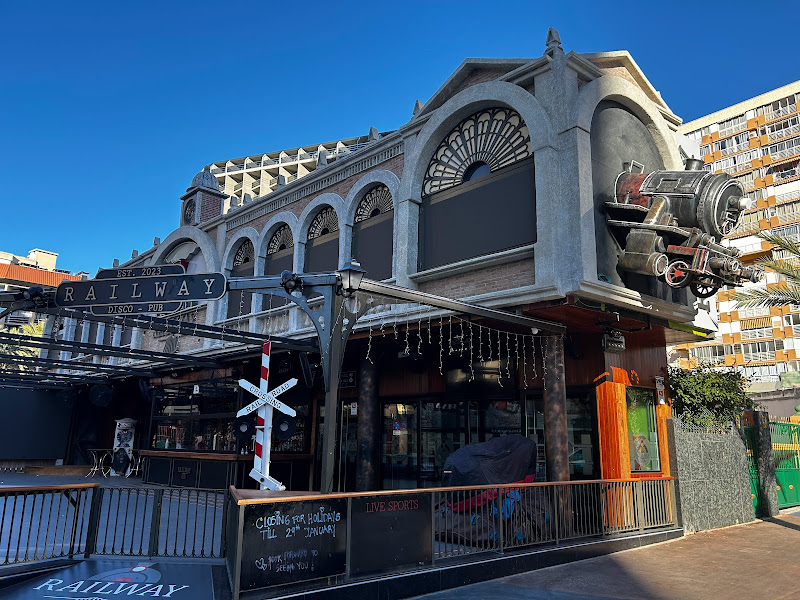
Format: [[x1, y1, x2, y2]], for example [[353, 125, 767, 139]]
[[337, 259, 366, 296]]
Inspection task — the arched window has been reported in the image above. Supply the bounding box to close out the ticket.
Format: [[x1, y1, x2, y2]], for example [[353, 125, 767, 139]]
[[264, 225, 294, 307], [419, 107, 536, 271], [353, 185, 393, 280], [305, 207, 339, 272], [422, 107, 531, 196], [227, 239, 255, 318]]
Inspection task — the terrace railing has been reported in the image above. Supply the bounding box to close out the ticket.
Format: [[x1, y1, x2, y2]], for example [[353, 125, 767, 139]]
[[0, 484, 228, 567]]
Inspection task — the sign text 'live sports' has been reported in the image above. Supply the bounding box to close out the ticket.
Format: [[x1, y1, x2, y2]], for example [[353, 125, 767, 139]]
[[54, 273, 227, 311]]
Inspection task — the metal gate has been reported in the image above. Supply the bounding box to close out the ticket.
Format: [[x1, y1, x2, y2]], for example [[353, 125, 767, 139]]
[[770, 419, 800, 509], [743, 426, 761, 516]]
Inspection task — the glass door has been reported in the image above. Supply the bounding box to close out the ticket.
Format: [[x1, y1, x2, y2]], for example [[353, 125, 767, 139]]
[[381, 403, 417, 490], [419, 402, 467, 487]]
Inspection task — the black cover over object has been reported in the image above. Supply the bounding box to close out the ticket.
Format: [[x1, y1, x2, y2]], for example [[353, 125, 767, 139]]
[[442, 434, 537, 486]]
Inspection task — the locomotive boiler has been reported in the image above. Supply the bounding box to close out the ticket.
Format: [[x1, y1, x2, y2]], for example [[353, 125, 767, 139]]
[[605, 158, 763, 298]]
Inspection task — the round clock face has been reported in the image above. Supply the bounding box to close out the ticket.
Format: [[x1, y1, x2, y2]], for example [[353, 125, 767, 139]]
[[183, 199, 195, 225]]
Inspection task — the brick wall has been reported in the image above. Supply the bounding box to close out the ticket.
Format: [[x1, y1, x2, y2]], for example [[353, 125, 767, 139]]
[[452, 68, 509, 96], [418, 257, 534, 300], [200, 191, 223, 223]]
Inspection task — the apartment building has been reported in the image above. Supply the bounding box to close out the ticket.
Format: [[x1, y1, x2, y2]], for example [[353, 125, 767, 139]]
[[674, 81, 800, 392], [209, 131, 384, 209]]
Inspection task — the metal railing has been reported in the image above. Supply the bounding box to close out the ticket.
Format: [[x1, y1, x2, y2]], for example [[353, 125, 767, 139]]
[[0, 484, 227, 567], [773, 168, 800, 182], [0, 484, 95, 566], [766, 122, 800, 142], [86, 487, 227, 559], [431, 478, 675, 558], [766, 104, 797, 122]]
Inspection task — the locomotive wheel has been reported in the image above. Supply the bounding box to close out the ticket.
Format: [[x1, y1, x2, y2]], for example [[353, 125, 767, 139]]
[[690, 281, 718, 299], [664, 260, 693, 289]]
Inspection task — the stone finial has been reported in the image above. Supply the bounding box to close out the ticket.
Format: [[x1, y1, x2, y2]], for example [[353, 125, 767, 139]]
[[153, 237, 161, 246], [413, 99, 423, 115], [112, 259, 120, 268], [317, 150, 328, 167], [276, 174, 286, 187], [545, 27, 564, 58], [368, 126, 380, 141], [131, 250, 138, 259]]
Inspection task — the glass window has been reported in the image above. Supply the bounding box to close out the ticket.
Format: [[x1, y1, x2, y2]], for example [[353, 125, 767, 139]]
[[626, 388, 661, 473], [381, 403, 418, 490]]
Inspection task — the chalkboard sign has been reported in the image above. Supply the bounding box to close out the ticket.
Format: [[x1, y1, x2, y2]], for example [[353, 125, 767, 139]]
[[240, 500, 347, 589], [350, 493, 432, 576]]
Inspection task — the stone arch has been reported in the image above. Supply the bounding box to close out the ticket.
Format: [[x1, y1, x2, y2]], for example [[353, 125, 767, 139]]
[[343, 170, 401, 226], [297, 193, 346, 271], [256, 212, 300, 275], [220, 227, 259, 320], [399, 81, 554, 205], [147, 226, 221, 329], [221, 227, 259, 273], [573, 75, 682, 170], [148, 226, 221, 272]]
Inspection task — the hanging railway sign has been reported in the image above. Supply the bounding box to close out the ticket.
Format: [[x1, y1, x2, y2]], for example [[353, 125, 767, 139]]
[[91, 264, 187, 314], [54, 273, 227, 313]]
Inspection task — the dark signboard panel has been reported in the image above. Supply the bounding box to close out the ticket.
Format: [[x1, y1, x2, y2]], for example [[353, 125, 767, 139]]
[[171, 459, 199, 487], [304, 234, 339, 274], [350, 493, 432, 576], [420, 160, 536, 271], [240, 499, 347, 590], [353, 212, 393, 281]]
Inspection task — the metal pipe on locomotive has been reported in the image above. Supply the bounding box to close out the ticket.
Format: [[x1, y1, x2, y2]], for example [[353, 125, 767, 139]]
[[605, 158, 763, 298]]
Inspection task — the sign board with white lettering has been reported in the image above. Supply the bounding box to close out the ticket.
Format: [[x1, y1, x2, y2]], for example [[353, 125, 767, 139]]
[[54, 273, 226, 309], [0, 559, 213, 599], [237, 378, 297, 418], [91, 265, 186, 314], [240, 499, 347, 589]]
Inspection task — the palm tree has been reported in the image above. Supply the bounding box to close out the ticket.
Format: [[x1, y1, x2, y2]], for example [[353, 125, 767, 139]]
[[0, 319, 45, 372], [732, 231, 800, 308]]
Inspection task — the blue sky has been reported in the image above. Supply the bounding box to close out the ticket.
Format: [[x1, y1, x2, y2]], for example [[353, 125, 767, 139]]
[[1, 1, 797, 275]]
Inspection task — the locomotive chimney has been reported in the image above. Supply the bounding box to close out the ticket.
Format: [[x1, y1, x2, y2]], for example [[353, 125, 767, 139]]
[[684, 158, 704, 171]]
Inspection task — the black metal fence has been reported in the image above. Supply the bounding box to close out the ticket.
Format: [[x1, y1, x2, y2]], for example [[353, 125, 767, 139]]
[[0, 484, 227, 567], [0, 484, 95, 565]]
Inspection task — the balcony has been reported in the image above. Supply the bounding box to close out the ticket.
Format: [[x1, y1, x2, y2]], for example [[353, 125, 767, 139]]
[[773, 167, 800, 183], [766, 104, 797, 122], [766, 122, 800, 142], [776, 189, 800, 204], [769, 143, 800, 163], [718, 142, 751, 157], [718, 122, 749, 139], [742, 351, 776, 361]]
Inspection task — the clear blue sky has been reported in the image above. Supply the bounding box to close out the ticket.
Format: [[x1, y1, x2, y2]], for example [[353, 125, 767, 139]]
[[1, 1, 797, 275]]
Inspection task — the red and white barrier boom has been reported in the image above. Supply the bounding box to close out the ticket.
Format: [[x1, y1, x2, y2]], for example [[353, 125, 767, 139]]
[[237, 341, 297, 490]]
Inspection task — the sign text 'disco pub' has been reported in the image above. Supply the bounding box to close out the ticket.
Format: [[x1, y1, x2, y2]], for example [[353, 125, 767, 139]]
[[55, 273, 226, 313]]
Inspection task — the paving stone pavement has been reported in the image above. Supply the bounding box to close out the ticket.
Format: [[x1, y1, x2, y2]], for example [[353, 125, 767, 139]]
[[410, 514, 800, 600]]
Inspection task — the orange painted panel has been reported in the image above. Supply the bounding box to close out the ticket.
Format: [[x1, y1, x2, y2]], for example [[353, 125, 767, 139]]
[[767, 195, 777, 206], [596, 381, 629, 480], [731, 310, 739, 321], [656, 403, 672, 478]]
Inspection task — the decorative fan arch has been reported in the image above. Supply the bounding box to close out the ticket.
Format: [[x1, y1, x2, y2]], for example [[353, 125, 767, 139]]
[[422, 107, 531, 196], [355, 185, 393, 223], [267, 224, 294, 255], [307, 207, 339, 240], [232, 239, 255, 266]]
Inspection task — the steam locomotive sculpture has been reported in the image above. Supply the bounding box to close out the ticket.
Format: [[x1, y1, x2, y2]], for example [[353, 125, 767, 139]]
[[605, 158, 763, 298]]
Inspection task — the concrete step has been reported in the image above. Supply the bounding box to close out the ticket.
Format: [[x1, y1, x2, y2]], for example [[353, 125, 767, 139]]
[[24, 465, 91, 476]]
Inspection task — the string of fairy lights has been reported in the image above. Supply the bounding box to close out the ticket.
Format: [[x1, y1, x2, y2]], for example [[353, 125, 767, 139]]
[[354, 295, 547, 388]]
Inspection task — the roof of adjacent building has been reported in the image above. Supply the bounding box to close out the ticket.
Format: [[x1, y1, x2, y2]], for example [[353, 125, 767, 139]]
[[0, 263, 82, 288], [680, 80, 800, 133]]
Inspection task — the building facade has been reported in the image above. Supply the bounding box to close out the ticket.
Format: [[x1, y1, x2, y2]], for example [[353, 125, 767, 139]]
[[0, 248, 82, 328], [29, 30, 756, 492], [673, 81, 800, 392]]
